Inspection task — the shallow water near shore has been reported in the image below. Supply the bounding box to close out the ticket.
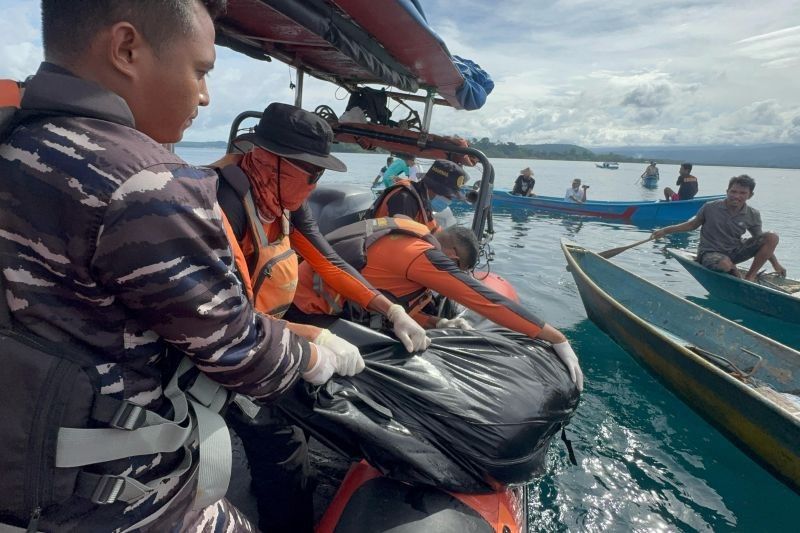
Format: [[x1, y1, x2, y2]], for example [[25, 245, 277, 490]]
[[179, 147, 800, 532]]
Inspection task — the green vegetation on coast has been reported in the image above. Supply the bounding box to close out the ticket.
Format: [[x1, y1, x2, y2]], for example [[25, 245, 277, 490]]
[[177, 139, 800, 169]]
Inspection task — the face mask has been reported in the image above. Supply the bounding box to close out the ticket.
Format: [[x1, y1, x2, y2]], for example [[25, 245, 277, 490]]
[[431, 195, 452, 212]]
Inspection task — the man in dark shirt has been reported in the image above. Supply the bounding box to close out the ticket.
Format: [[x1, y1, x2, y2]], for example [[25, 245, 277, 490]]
[[512, 167, 536, 196], [663, 163, 699, 201], [652, 175, 785, 281]]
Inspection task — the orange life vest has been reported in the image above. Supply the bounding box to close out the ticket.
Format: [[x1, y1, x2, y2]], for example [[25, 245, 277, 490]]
[[218, 165, 299, 318], [370, 179, 440, 233], [298, 217, 439, 318], [0, 79, 22, 108]]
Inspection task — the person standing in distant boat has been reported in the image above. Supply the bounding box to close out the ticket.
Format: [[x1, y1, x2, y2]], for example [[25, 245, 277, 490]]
[[641, 161, 659, 180], [512, 167, 536, 196], [372, 155, 394, 186], [663, 162, 698, 201], [565, 178, 588, 203], [651, 174, 786, 281]]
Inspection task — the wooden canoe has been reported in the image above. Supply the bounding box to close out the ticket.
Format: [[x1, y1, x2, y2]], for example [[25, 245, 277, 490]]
[[562, 241, 800, 493], [667, 249, 800, 324], [641, 175, 659, 189], [491, 192, 723, 224]]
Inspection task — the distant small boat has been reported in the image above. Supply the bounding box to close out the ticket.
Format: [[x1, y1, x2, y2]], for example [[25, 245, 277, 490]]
[[641, 175, 659, 189], [491, 192, 723, 224], [595, 162, 619, 169], [562, 242, 800, 494], [667, 248, 800, 324]]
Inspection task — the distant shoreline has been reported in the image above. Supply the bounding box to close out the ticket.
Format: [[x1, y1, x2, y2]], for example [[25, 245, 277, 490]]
[[176, 141, 800, 170]]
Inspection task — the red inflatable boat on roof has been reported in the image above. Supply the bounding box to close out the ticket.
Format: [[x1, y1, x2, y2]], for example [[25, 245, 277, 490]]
[[215, 0, 493, 111]]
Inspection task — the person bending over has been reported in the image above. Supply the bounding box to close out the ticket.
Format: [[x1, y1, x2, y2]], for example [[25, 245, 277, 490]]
[[381, 152, 415, 188], [292, 218, 584, 391]]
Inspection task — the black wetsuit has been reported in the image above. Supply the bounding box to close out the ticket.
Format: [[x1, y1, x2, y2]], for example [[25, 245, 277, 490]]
[[676, 175, 698, 200]]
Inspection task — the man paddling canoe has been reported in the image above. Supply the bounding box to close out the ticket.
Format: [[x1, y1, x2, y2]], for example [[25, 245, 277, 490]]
[[651, 174, 786, 281]]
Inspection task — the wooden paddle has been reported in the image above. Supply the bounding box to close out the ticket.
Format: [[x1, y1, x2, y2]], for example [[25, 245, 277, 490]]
[[598, 236, 654, 259]]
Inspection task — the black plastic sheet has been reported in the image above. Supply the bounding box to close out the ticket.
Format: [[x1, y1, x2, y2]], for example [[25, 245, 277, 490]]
[[279, 322, 580, 493]]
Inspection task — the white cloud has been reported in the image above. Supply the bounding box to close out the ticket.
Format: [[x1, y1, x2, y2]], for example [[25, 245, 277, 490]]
[[0, 0, 798, 147]]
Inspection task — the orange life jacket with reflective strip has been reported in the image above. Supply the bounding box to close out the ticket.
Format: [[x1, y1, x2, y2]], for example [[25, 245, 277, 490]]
[[301, 217, 440, 317], [0, 79, 22, 108], [370, 179, 440, 233], [218, 165, 298, 318]]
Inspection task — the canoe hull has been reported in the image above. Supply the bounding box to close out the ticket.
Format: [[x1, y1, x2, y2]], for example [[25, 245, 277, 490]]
[[668, 249, 800, 324], [492, 192, 722, 224], [641, 176, 659, 189], [563, 243, 800, 493]]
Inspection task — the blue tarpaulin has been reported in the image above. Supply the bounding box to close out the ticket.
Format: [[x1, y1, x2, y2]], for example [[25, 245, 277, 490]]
[[454, 56, 495, 110]]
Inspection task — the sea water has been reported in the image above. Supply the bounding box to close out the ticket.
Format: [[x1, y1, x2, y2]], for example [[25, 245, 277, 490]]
[[178, 147, 800, 532]]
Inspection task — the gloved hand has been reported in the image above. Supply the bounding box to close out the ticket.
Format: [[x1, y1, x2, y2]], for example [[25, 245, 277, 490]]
[[386, 304, 431, 353], [301, 331, 365, 385], [436, 317, 474, 330], [314, 329, 364, 376], [552, 341, 584, 392]]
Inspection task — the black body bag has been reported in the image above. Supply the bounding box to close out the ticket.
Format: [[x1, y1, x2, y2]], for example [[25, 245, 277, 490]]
[[279, 321, 581, 493]]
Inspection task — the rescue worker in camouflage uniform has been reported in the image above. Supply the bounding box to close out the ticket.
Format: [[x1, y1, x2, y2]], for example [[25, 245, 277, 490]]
[[0, 1, 364, 531]]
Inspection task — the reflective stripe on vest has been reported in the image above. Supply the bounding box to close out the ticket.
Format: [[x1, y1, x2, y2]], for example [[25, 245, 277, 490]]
[[218, 165, 299, 318], [371, 180, 440, 233]]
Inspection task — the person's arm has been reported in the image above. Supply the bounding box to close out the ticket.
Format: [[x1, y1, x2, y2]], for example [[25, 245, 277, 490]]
[[651, 215, 703, 239], [92, 163, 312, 402], [290, 202, 382, 310], [405, 249, 583, 389], [405, 248, 547, 338], [290, 203, 429, 350], [285, 321, 323, 341], [512, 176, 521, 195]]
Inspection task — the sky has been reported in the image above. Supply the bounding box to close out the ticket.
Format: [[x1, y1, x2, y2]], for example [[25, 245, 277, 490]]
[[1, 0, 798, 147]]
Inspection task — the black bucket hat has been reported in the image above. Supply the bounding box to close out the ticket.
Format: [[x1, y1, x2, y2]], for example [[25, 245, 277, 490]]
[[237, 103, 347, 172], [422, 160, 467, 200]]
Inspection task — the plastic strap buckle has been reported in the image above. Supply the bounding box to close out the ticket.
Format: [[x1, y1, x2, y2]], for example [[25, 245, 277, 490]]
[[90, 475, 126, 505], [109, 402, 146, 430]]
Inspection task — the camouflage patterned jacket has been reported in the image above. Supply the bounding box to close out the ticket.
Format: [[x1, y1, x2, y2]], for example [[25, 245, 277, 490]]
[[0, 63, 309, 531]]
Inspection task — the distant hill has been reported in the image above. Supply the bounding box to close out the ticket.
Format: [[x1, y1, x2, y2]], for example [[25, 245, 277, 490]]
[[593, 144, 800, 170], [179, 139, 799, 169], [467, 138, 640, 163], [177, 140, 375, 154]]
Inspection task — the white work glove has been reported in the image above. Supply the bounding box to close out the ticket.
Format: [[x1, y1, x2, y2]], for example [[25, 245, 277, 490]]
[[436, 317, 474, 330], [301, 330, 365, 385], [552, 341, 584, 392], [386, 304, 431, 353]]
